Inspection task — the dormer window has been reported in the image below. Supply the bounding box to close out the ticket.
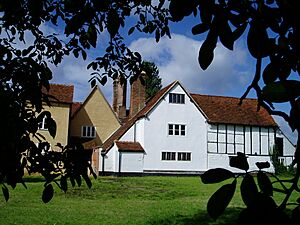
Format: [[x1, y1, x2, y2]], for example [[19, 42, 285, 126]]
[[81, 126, 96, 138], [169, 93, 185, 104]]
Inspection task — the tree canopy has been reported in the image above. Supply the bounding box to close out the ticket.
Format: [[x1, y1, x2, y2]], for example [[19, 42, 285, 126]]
[[0, 0, 300, 222], [141, 61, 162, 100]]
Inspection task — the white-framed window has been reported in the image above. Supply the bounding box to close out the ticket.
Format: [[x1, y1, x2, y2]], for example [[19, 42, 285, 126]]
[[178, 152, 191, 161], [162, 152, 176, 161], [168, 124, 186, 136], [38, 116, 48, 130], [81, 126, 96, 138], [169, 93, 185, 104]]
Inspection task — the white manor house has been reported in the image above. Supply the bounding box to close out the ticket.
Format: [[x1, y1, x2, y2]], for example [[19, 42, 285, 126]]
[[95, 78, 295, 175]]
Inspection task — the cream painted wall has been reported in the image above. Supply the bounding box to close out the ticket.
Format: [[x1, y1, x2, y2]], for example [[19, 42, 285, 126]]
[[70, 87, 120, 146], [35, 103, 70, 150]]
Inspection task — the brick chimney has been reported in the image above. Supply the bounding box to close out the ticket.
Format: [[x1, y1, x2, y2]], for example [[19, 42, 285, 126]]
[[129, 71, 146, 118], [112, 75, 127, 119]]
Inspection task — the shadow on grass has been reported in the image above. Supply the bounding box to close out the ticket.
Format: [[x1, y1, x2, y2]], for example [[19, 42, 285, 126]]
[[148, 208, 241, 225], [23, 176, 45, 183]]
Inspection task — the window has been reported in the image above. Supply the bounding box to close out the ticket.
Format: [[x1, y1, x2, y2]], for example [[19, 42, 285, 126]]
[[178, 152, 191, 161], [81, 126, 96, 138], [38, 116, 48, 130], [162, 152, 176, 161], [169, 93, 185, 104], [168, 124, 186, 136]]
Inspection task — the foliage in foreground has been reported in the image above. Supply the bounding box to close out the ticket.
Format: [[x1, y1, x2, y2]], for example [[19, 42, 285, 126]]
[[201, 152, 300, 225]]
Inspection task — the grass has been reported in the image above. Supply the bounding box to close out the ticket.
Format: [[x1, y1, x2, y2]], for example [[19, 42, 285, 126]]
[[0, 175, 297, 225]]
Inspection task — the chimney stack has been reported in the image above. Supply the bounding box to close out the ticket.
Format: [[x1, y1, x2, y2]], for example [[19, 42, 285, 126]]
[[129, 71, 146, 118], [112, 75, 127, 120]]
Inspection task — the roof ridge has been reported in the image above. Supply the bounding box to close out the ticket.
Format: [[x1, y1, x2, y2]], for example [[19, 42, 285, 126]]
[[190, 93, 258, 101], [50, 83, 74, 87]]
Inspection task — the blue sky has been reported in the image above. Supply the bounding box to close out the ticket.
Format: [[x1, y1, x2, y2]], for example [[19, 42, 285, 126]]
[[44, 15, 297, 144]]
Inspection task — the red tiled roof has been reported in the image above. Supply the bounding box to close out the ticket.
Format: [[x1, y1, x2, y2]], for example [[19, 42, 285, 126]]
[[102, 81, 277, 152], [45, 84, 74, 103], [71, 102, 82, 116], [116, 141, 144, 152], [191, 94, 277, 127]]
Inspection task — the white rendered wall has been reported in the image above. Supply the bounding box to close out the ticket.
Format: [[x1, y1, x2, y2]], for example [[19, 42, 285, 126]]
[[101, 122, 146, 173], [276, 130, 295, 166], [100, 145, 116, 172], [142, 84, 208, 172], [208, 153, 274, 173], [119, 152, 144, 173]]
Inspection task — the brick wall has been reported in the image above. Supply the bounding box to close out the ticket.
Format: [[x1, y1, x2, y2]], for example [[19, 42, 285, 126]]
[[129, 72, 146, 117]]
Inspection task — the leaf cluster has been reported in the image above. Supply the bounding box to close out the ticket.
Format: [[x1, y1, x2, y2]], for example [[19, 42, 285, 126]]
[[0, 0, 168, 202], [201, 152, 300, 224]]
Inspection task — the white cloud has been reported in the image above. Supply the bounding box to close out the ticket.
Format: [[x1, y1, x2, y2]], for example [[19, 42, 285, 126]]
[[129, 33, 253, 96], [50, 56, 113, 103]]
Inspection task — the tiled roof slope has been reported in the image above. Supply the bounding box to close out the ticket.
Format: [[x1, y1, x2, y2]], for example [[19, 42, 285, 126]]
[[191, 94, 277, 127], [116, 141, 144, 152], [102, 81, 277, 152], [71, 102, 82, 116], [45, 84, 74, 103], [102, 81, 176, 151]]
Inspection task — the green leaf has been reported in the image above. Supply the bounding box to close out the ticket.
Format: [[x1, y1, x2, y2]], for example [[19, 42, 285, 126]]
[[2, 186, 9, 202], [192, 23, 209, 35], [91, 79, 96, 88], [289, 99, 300, 132], [201, 168, 234, 184], [229, 152, 249, 171], [262, 80, 300, 103], [60, 176, 68, 193], [42, 184, 54, 203], [240, 173, 258, 207], [207, 180, 236, 220], [87, 25, 97, 48], [247, 22, 270, 58], [255, 161, 270, 170], [199, 0, 213, 24], [70, 177, 75, 187], [139, 13, 146, 24], [73, 49, 79, 58], [81, 50, 87, 60], [100, 76, 107, 86], [75, 175, 82, 187], [257, 171, 273, 196], [107, 9, 120, 38], [169, 0, 197, 22], [46, 117, 57, 138], [263, 63, 278, 84], [82, 174, 92, 189], [155, 29, 160, 43], [128, 26, 135, 35], [218, 20, 234, 50], [198, 39, 215, 70]]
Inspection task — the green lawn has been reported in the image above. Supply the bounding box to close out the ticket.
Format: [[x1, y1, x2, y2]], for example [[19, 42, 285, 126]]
[[0, 176, 297, 225]]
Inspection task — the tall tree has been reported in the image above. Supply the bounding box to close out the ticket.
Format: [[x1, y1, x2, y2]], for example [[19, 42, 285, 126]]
[[141, 61, 162, 100]]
